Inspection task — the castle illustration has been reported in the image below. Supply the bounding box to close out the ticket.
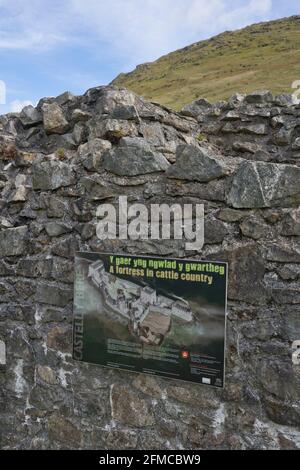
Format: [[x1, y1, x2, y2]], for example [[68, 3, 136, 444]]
[[88, 260, 193, 345]]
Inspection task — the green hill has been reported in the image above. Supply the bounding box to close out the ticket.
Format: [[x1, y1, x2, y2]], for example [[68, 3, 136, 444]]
[[111, 16, 300, 110]]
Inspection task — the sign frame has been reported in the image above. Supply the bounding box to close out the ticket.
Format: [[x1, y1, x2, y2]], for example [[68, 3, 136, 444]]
[[73, 252, 228, 388]]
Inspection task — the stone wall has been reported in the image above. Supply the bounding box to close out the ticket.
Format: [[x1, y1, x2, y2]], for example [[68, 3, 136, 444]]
[[0, 86, 299, 450]]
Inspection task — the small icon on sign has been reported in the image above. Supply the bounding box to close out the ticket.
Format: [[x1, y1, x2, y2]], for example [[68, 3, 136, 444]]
[[202, 377, 211, 384], [181, 350, 189, 359]]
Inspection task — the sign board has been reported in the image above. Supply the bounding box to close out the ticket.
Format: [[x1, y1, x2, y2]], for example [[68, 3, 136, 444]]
[[73, 252, 227, 388]]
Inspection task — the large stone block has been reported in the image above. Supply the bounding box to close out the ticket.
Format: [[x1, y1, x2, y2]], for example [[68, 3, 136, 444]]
[[81, 176, 116, 200], [264, 397, 300, 427], [181, 98, 212, 118], [36, 283, 73, 307], [16, 258, 53, 278], [89, 118, 137, 141], [227, 160, 300, 208], [167, 144, 232, 182], [222, 122, 268, 135], [51, 236, 78, 259], [32, 160, 76, 190], [19, 105, 42, 128], [271, 282, 300, 304], [208, 245, 267, 304], [262, 241, 300, 263], [281, 208, 300, 236], [110, 384, 155, 427], [45, 222, 72, 237], [103, 137, 169, 176], [132, 374, 162, 398], [48, 414, 81, 447], [36, 365, 58, 385], [78, 138, 111, 171], [42, 103, 69, 134], [245, 90, 273, 103], [46, 325, 72, 352], [0, 226, 28, 256]]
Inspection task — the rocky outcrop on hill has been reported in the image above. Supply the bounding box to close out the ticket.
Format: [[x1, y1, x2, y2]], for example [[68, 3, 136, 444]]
[[0, 86, 299, 450]]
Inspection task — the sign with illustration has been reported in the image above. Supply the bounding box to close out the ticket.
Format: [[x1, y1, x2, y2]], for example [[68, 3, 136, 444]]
[[73, 252, 227, 388]]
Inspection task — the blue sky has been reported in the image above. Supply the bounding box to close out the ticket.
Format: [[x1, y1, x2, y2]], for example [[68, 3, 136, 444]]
[[0, 0, 299, 113]]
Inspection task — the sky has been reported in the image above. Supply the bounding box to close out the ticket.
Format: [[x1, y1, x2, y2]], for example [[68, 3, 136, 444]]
[[0, 0, 299, 114]]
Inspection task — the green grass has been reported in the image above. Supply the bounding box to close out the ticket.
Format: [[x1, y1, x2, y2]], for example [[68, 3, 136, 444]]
[[111, 16, 300, 110]]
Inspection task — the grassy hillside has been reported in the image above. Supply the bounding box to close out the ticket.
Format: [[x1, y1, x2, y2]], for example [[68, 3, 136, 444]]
[[111, 16, 300, 110]]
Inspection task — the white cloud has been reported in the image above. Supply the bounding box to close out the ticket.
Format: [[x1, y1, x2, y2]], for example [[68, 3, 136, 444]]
[[10, 100, 34, 113], [70, 0, 274, 66], [213, 0, 273, 30], [0, 1, 76, 50], [0, 0, 273, 65]]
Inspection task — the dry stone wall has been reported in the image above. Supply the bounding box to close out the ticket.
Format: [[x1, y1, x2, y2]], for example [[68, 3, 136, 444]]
[[0, 86, 299, 449]]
